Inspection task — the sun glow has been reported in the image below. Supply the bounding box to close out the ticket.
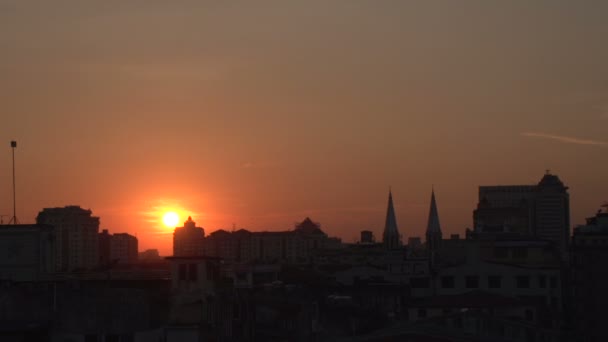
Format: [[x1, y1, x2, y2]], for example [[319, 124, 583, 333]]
[[162, 211, 180, 228]]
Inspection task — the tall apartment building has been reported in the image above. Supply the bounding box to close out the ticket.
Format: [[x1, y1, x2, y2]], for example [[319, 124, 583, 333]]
[[110, 233, 138, 264], [36, 206, 100, 271], [473, 172, 570, 255], [173, 216, 205, 257]]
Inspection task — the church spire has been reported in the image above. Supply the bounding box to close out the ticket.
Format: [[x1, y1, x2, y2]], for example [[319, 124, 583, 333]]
[[426, 189, 442, 236], [426, 188, 443, 253], [383, 189, 401, 249]]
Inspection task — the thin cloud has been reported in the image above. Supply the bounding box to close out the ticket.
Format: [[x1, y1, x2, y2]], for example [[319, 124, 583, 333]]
[[522, 132, 608, 147]]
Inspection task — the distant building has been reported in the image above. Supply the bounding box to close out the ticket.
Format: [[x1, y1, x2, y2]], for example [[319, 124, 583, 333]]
[[36, 205, 100, 271], [204, 217, 341, 263], [473, 172, 570, 256], [173, 216, 205, 257], [360, 230, 375, 244], [0, 224, 55, 281], [139, 249, 162, 262], [570, 206, 608, 342], [382, 190, 401, 250], [110, 233, 138, 264], [99, 229, 112, 265]]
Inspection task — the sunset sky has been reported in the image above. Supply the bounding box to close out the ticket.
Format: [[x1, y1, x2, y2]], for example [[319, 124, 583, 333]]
[[1, 1, 608, 255]]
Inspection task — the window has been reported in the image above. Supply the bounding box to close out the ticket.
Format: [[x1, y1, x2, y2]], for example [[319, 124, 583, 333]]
[[466, 275, 479, 289], [550, 276, 557, 289], [85, 335, 97, 342], [525, 309, 534, 321], [488, 276, 502, 289], [513, 247, 528, 259], [417, 308, 427, 318], [516, 276, 530, 289], [441, 276, 455, 288], [410, 277, 430, 288], [539, 275, 546, 288], [188, 263, 198, 281], [494, 248, 508, 258], [179, 264, 187, 281], [105, 335, 119, 342]]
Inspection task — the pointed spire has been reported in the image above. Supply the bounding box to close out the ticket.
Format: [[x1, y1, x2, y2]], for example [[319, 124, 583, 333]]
[[426, 188, 442, 235], [383, 189, 401, 249]]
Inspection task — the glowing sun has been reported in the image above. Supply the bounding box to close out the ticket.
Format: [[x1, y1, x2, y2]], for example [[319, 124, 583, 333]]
[[162, 212, 180, 228]]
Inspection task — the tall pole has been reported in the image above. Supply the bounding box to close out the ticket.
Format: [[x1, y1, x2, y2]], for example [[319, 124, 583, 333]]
[[10, 141, 17, 224]]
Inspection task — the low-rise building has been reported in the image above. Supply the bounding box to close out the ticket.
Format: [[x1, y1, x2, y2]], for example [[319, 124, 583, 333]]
[[0, 224, 55, 281]]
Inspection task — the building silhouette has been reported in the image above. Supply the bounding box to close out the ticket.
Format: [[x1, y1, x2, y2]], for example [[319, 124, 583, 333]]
[[173, 216, 205, 257], [0, 224, 55, 281], [110, 233, 138, 264], [473, 172, 570, 256], [36, 206, 100, 271], [382, 190, 401, 250], [425, 188, 442, 262], [203, 217, 341, 263], [570, 206, 608, 342]]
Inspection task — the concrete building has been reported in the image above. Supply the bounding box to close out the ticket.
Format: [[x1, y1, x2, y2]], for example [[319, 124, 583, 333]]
[[36, 206, 100, 271], [173, 216, 205, 257], [0, 224, 55, 281], [204, 218, 341, 263], [99, 229, 112, 265], [139, 249, 162, 262], [570, 206, 608, 342], [111, 233, 138, 264], [473, 172, 570, 256]]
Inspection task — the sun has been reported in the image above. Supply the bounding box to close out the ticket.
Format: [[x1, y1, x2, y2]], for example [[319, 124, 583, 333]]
[[162, 212, 180, 228]]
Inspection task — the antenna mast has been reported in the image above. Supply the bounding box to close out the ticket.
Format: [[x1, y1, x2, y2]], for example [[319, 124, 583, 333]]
[[9, 141, 18, 224]]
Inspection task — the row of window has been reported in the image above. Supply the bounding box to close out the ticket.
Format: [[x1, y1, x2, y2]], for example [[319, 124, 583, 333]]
[[440, 274, 558, 289]]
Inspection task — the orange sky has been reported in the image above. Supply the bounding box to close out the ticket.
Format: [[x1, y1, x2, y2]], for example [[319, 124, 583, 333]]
[[1, 1, 608, 255]]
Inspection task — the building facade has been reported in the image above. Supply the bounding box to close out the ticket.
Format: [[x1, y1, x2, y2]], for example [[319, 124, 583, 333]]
[[203, 218, 341, 263], [110, 233, 138, 264], [36, 206, 100, 271], [473, 172, 570, 256], [0, 224, 55, 281], [570, 206, 608, 342], [173, 216, 205, 257]]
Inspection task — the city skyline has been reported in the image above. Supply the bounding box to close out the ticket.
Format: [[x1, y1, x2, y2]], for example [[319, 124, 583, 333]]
[[1, 1, 608, 254]]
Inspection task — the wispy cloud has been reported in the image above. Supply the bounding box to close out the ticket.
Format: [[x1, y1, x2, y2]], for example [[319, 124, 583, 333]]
[[240, 161, 280, 169], [522, 132, 608, 147]]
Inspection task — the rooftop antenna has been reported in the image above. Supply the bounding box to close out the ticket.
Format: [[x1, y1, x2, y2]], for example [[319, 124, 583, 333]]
[[8, 141, 18, 224]]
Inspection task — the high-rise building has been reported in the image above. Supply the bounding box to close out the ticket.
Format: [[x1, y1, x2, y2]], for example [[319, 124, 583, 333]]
[[535, 173, 570, 256], [173, 216, 205, 257], [110, 233, 138, 264], [472, 172, 570, 255], [36, 206, 100, 271], [99, 229, 112, 265], [473, 185, 536, 234], [382, 190, 401, 250]]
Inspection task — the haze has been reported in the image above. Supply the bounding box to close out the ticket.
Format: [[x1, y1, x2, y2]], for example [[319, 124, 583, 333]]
[[1, 1, 607, 254]]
